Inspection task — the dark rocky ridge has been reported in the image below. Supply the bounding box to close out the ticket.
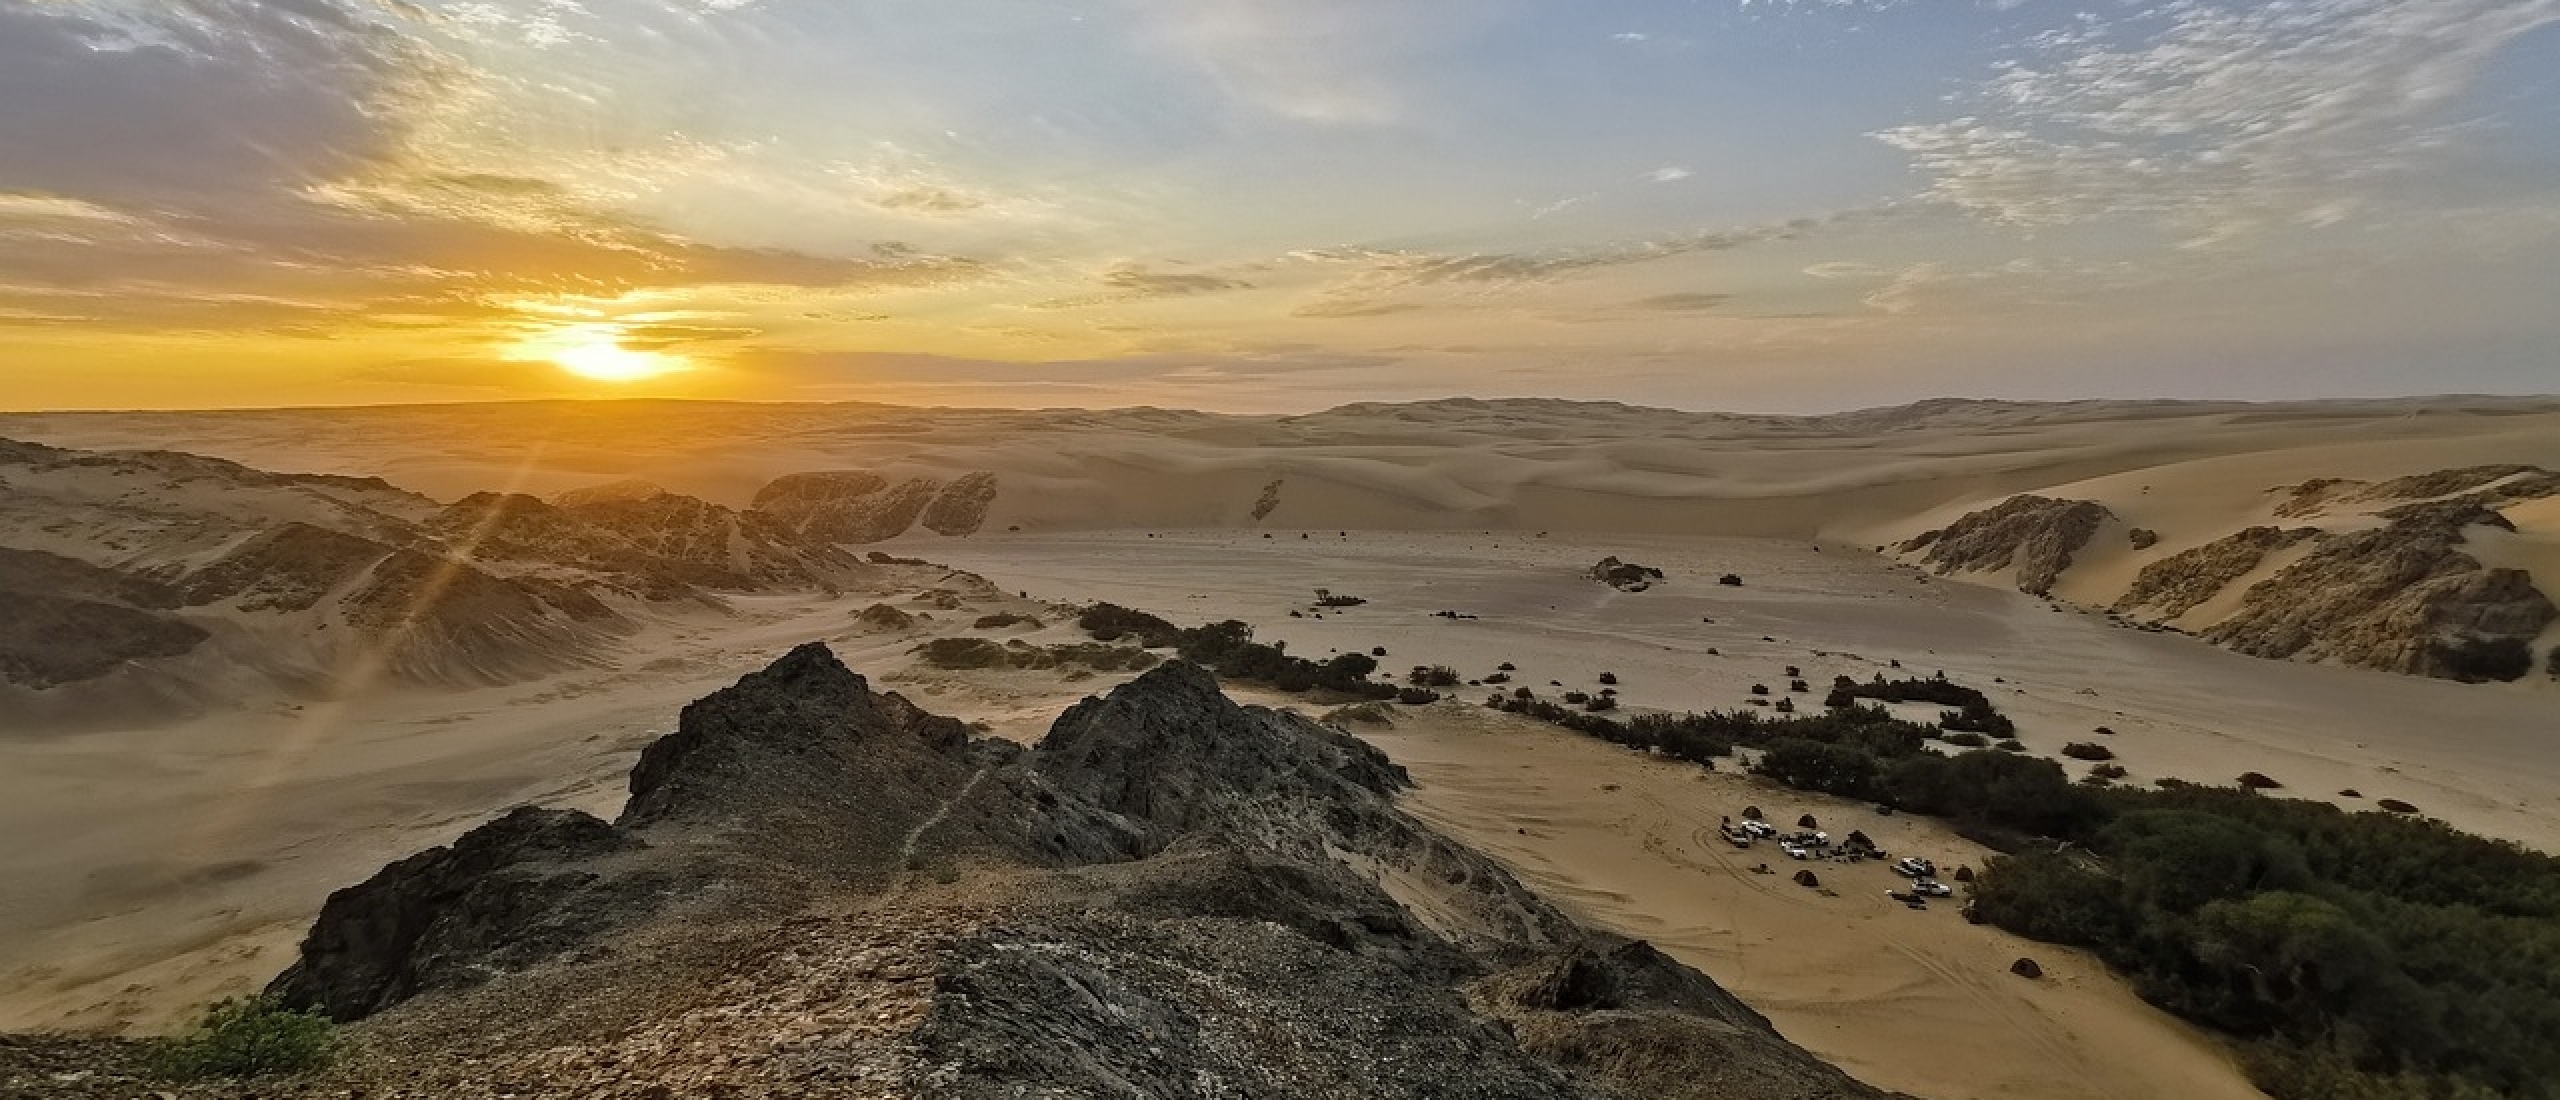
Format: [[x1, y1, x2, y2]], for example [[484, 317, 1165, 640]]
[[243, 647, 1895, 1099]]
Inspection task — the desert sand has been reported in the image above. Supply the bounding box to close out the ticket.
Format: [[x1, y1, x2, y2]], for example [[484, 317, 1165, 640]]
[[6, 397, 2559, 1099]]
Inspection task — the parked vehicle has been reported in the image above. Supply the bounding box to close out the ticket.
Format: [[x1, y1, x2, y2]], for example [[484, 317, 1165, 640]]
[[1782, 843, 1811, 860], [1893, 857, 1936, 878], [1911, 879, 1953, 897]]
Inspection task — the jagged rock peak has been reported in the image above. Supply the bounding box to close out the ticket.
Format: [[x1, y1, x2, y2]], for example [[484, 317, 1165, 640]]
[[1035, 662, 1410, 846], [621, 641, 972, 829], [267, 806, 652, 1023]]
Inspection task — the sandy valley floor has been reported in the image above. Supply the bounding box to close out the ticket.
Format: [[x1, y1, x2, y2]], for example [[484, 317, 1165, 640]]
[[5, 529, 2554, 1099]]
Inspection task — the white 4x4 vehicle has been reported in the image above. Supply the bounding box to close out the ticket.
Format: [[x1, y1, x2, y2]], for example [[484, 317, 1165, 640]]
[[1911, 878, 1953, 897], [1892, 857, 1936, 878]]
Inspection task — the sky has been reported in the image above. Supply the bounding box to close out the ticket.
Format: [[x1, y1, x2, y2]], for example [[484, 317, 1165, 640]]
[[2, 0, 2556, 413]]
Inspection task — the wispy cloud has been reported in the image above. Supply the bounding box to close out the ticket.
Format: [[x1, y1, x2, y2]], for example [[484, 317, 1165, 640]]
[[1877, 0, 2560, 243]]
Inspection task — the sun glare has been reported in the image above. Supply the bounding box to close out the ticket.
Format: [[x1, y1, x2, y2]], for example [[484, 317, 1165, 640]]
[[515, 324, 690, 384], [553, 339, 683, 383]]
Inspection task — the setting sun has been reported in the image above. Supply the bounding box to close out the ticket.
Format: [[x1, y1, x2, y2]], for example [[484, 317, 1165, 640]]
[[552, 340, 683, 383]]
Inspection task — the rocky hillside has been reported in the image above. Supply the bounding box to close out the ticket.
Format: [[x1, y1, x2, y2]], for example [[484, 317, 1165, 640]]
[[0, 439, 998, 709], [1897, 495, 2114, 597], [753, 470, 1003, 544], [1900, 467, 2560, 682], [38, 648, 1899, 1099]]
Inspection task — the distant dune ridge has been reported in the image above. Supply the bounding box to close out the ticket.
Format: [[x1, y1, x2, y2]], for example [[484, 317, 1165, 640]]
[[4, 394, 2554, 691]]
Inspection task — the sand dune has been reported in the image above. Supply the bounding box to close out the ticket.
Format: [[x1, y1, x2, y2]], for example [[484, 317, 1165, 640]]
[[7, 396, 2558, 1099]]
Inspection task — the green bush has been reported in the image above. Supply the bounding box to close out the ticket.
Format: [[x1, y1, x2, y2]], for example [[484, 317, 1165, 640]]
[[155, 995, 336, 1080]]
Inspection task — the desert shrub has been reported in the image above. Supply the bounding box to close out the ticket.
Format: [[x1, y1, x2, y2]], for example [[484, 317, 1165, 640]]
[[1944, 731, 1990, 748], [1827, 672, 1990, 710], [1484, 671, 1511, 684], [1395, 687, 1441, 705], [1562, 691, 1590, 705], [1718, 574, 1743, 586], [1995, 739, 2025, 752], [2061, 742, 2115, 762], [1408, 665, 1461, 687], [1789, 679, 1810, 693], [2237, 771, 2283, 790], [1584, 694, 1618, 712], [1078, 602, 1181, 647], [1749, 683, 1770, 696], [154, 996, 335, 1080], [1938, 701, 2017, 737], [2088, 763, 2129, 781], [1597, 671, 1618, 685], [1497, 661, 1516, 670]]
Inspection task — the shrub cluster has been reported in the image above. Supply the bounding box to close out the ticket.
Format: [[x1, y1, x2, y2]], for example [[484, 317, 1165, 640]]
[[1078, 603, 1398, 699], [153, 996, 335, 1080]]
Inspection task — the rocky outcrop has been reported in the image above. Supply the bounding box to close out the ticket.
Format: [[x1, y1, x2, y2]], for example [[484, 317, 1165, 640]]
[[2201, 501, 2556, 681], [2113, 526, 2322, 619], [1589, 556, 1665, 591], [432, 490, 858, 598], [2273, 465, 2560, 518], [254, 648, 1893, 1098], [1900, 495, 2113, 596], [919, 472, 1000, 536], [0, 587, 207, 689], [267, 807, 656, 1022], [181, 522, 395, 612], [752, 470, 943, 544], [338, 548, 624, 685], [0, 547, 206, 688]]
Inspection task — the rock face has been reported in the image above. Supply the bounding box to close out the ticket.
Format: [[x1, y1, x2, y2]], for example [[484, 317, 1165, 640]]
[[266, 807, 654, 1023], [1900, 495, 2113, 596], [2202, 501, 2557, 681], [2113, 526, 2322, 619], [919, 472, 1000, 536], [753, 469, 1003, 544], [255, 648, 1895, 1099]]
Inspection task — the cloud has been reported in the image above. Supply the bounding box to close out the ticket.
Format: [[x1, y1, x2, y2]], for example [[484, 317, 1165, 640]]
[[1033, 263, 1256, 309], [1646, 167, 1693, 183], [1118, 0, 1477, 125], [1876, 0, 2560, 242], [1631, 292, 1732, 311], [869, 186, 989, 216]]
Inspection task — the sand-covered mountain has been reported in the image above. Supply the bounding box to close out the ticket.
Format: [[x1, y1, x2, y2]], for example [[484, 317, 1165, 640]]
[[0, 438, 951, 720], [51, 647, 1899, 1099], [1895, 466, 2560, 682]]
